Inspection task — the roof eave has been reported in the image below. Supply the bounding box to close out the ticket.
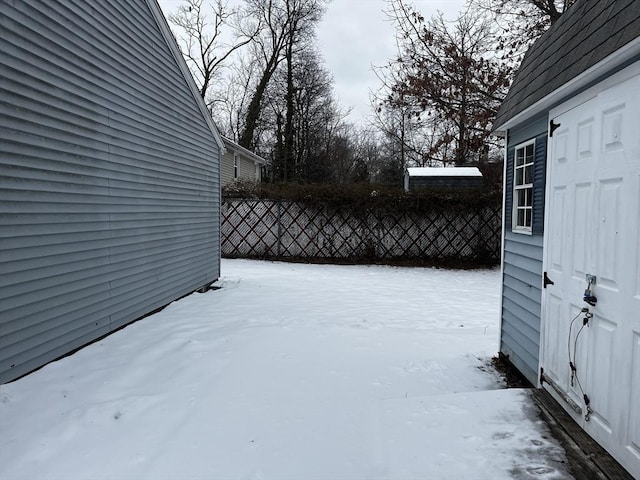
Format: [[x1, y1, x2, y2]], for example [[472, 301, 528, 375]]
[[493, 36, 640, 134], [222, 137, 267, 165]]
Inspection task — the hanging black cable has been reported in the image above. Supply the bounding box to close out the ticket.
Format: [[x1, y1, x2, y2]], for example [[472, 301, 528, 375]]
[[567, 310, 583, 387], [567, 307, 593, 421]]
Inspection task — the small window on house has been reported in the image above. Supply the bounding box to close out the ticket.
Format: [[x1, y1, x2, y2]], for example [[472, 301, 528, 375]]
[[233, 153, 239, 180], [513, 140, 535, 233]]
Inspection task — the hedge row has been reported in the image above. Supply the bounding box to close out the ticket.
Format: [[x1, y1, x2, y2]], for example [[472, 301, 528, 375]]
[[222, 181, 502, 214]]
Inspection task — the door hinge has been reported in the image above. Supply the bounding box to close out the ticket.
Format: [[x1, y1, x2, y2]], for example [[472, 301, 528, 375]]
[[549, 119, 561, 137], [543, 271, 554, 288]]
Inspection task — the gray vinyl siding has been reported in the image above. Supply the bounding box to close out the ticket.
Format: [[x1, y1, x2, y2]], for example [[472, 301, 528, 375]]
[[0, 0, 221, 383], [500, 116, 547, 385]]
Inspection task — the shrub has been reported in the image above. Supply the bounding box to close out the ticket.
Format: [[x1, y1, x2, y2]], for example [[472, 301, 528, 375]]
[[222, 181, 501, 215]]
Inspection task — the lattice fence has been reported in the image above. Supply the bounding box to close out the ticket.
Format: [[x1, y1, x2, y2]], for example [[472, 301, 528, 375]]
[[222, 199, 501, 263]]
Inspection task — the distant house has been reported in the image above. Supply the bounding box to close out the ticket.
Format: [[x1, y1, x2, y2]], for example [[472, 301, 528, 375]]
[[403, 167, 483, 191], [221, 137, 266, 186], [0, 0, 225, 383], [492, 0, 639, 476]]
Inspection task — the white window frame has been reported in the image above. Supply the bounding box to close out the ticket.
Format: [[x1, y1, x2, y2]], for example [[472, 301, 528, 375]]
[[233, 153, 239, 180], [512, 139, 535, 234]]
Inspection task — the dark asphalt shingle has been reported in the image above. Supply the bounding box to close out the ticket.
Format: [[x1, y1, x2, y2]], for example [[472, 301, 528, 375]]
[[493, 0, 640, 130]]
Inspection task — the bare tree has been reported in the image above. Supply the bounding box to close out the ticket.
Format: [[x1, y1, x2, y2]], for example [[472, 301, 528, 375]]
[[383, 1, 511, 166], [169, 0, 261, 106], [370, 19, 445, 171], [281, 0, 328, 180], [470, 0, 576, 63], [238, 0, 327, 150], [209, 55, 261, 140], [371, 80, 443, 169], [263, 47, 352, 183]]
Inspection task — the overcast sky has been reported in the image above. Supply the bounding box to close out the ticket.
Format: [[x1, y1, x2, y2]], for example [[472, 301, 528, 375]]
[[156, 0, 466, 126]]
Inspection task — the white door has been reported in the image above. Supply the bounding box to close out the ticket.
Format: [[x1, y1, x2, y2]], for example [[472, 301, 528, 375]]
[[540, 65, 640, 477]]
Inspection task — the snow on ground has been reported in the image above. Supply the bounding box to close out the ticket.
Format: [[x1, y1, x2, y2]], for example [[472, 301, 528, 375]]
[[0, 259, 573, 480]]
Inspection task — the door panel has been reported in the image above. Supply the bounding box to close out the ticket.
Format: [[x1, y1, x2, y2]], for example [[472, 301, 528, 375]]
[[549, 187, 567, 272], [572, 183, 591, 279], [587, 314, 616, 433], [541, 69, 640, 477], [542, 293, 566, 388], [597, 179, 623, 290]]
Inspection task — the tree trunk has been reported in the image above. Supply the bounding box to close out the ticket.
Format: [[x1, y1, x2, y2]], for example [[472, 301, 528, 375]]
[[239, 66, 273, 149], [283, 43, 295, 182]]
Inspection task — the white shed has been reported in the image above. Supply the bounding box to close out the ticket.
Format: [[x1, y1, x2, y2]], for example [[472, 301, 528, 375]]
[[492, 0, 640, 475]]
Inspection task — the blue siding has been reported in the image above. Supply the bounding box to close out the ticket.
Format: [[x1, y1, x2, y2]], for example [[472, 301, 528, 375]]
[[0, 0, 221, 383], [500, 117, 547, 385], [501, 232, 544, 384]]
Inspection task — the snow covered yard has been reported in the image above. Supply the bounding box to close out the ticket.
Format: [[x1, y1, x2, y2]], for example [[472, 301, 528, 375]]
[[0, 259, 573, 480]]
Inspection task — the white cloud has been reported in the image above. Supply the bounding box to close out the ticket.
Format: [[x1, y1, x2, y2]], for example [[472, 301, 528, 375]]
[[316, 0, 465, 124]]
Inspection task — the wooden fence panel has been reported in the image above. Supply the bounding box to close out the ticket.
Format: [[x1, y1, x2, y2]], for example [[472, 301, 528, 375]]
[[222, 199, 501, 263]]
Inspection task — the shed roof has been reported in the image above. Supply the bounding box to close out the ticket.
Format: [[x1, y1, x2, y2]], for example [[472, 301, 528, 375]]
[[406, 167, 482, 177], [493, 0, 640, 132]]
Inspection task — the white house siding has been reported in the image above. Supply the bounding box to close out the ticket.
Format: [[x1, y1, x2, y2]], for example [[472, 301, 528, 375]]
[[221, 149, 236, 185], [238, 155, 258, 182], [500, 116, 547, 385], [221, 148, 261, 186], [0, 0, 221, 383]]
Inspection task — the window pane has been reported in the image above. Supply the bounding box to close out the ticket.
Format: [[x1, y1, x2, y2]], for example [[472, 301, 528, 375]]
[[526, 188, 533, 207], [516, 149, 524, 166], [526, 144, 534, 159], [516, 168, 523, 186], [517, 209, 525, 227], [525, 209, 532, 227], [525, 165, 533, 184]]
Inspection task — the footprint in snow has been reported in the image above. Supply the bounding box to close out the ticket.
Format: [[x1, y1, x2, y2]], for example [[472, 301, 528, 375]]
[[492, 431, 514, 440]]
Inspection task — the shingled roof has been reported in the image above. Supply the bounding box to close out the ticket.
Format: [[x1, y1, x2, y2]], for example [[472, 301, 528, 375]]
[[493, 0, 640, 132]]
